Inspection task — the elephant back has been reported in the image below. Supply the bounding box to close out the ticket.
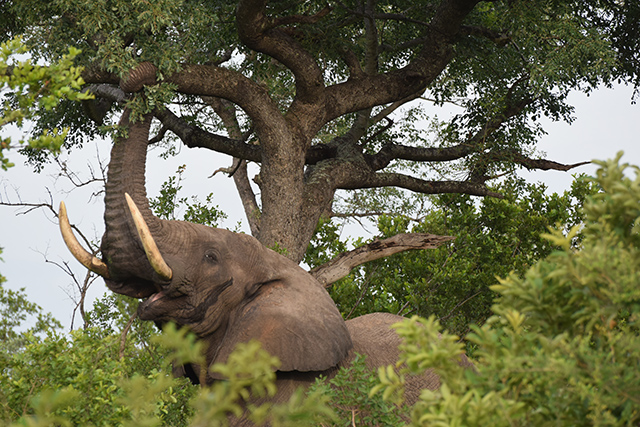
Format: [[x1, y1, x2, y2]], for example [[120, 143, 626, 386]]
[[344, 312, 442, 403]]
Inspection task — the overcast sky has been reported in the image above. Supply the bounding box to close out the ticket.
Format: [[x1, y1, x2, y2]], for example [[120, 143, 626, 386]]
[[1, 83, 638, 330]]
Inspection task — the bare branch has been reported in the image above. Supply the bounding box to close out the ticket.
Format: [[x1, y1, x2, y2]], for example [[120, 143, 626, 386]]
[[339, 171, 504, 198], [330, 210, 424, 223], [516, 157, 591, 171], [0, 193, 99, 253], [55, 157, 106, 194], [40, 249, 98, 331], [119, 311, 138, 359], [482, 148, 591, 172], [309, 233, 455, 286], [203, 96, 262, 236]]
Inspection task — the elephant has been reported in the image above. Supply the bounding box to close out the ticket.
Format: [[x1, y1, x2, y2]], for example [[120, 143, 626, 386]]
[[59, 109, 472, 423]]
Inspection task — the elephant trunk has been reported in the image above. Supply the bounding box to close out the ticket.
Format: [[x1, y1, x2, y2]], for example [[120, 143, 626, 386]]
[[100, 109, 166, 282]]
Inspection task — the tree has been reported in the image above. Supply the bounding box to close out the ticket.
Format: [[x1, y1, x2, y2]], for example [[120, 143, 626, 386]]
[[2, 155, 639, 427], [5, 0, 638, 268]]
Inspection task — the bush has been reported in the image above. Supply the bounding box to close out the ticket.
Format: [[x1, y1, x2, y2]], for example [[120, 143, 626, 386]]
[[374, 153, 640, 426], [309, 354, 407, 426]]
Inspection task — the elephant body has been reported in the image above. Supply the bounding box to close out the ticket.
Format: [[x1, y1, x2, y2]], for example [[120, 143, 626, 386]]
[[271, 312, 447, 401]]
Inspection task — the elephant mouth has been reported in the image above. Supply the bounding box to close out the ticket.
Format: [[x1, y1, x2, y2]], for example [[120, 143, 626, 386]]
[[106, 278, 157, 299], [137, 289, 189, 321]]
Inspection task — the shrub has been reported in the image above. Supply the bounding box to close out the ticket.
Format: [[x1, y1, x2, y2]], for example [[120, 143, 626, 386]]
[[374, 153, 640, 426]]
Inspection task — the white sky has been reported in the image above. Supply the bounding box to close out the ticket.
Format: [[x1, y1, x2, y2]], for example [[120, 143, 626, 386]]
[[0, 83, 638, 330]]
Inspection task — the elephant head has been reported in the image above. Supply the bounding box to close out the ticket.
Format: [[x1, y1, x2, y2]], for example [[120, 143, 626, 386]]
[[60, 109, 352, 377]]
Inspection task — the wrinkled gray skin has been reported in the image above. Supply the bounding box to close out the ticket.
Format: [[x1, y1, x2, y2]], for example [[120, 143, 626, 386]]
[[96, 110, 471, 423]]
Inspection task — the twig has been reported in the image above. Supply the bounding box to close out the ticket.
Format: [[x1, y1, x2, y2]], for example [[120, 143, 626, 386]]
[[439, 290, 483, 322], [119, 311, 138, 359], [345, 269, 376, 320]]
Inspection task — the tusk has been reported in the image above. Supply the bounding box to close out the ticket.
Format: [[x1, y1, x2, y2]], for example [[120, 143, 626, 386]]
[[124, 193, 173, 281], [59, 201, 110, 278]]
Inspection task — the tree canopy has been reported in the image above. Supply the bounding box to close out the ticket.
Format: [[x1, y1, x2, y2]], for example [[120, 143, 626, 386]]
[[4, 0, 639, 265], [0, 37, 90, 170]]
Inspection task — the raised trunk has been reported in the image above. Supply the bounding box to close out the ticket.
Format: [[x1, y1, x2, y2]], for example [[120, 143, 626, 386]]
[[100, 109, 162, 281]]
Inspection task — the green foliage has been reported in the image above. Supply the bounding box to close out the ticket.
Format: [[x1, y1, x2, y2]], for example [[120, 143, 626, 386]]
[[0, 275, 62, 354], [0, 298, 337, 427], [4, 0, 632, 181], [0, 328, 195, 426], [327, 177, 598, 340], [303, 215, 349, 268], [149, 165, 227, 227], [309, 353, 406, 426], [0, 37, 92, 169], [373, 154, 640, 426]]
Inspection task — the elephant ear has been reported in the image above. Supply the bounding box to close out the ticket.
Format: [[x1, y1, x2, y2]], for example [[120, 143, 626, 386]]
[[214, 263, 353, 373]]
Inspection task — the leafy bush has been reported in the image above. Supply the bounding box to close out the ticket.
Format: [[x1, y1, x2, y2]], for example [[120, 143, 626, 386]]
[[309, 353, 407, 426], [0, 327, 195, 426], [373, 153, 640, 426], [0, 271, 61, 354], [0, 317, 332, 426]]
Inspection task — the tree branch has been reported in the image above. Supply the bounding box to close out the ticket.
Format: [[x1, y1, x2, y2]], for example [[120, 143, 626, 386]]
[[203, 96, 262, 236], [119, 311, 138, 359], [84, 84, 127, 104], [339, 171, 503, 198], [367, 93, 534, 171], [271, 5, 332, 27], [324, 0, 481, 122], [153, 107, 262, 162], [309, 233, 455, 286], [486, 149, 591, 172], [367, 143, 475, 170], [96, 62, 278, 129], [515, 156, 591, 171], [460, 25, 511, 46], [236, 0, 325, 104]]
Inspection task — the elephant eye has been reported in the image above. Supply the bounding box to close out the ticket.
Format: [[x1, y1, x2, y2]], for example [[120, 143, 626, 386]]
[[204, 250, 218, 263]]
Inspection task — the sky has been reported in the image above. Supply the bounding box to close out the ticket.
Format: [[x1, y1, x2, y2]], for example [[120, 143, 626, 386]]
[[0, 83, 638, 330]]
